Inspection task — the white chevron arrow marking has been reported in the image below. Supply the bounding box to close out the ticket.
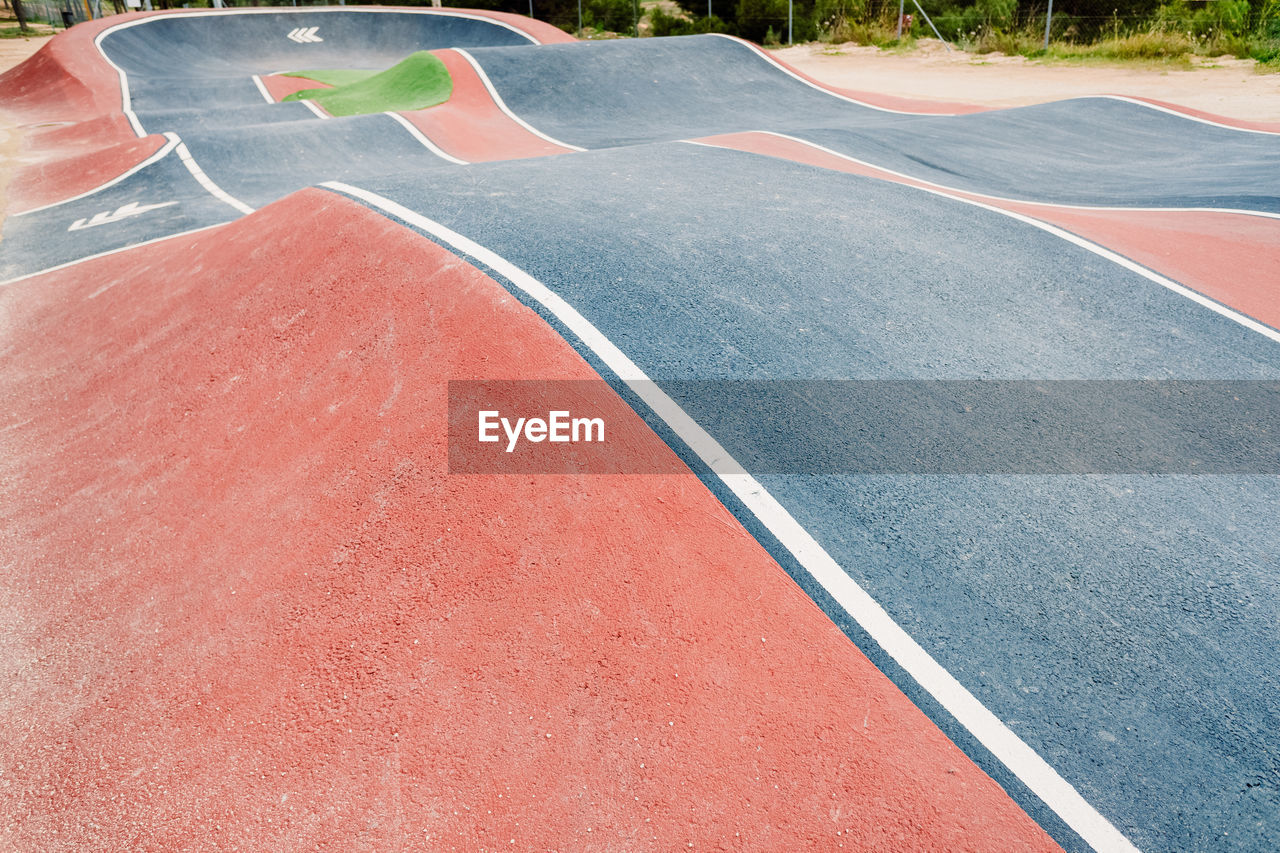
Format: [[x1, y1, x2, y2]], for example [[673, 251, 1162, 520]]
[[68, 201, 178, 232], [286, 26, 323, 43]]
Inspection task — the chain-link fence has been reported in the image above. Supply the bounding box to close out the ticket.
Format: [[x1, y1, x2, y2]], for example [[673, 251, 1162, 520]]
[[2, 0, 87, 28], [654, 0, 1279, 60]]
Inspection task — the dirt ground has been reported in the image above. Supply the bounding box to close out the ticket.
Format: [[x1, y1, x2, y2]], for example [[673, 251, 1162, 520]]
[[0, 30, 51, 72], [778, 39, 1280, 121], [0, 35, 50, 237]]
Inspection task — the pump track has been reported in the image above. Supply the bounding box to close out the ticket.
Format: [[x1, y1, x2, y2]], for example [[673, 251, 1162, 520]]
[[1, 8, 1278, 852]]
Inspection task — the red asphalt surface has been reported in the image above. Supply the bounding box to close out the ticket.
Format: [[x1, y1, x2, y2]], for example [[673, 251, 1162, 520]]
[[697, 131, 1280, 333], [401, 48, 577, 162], [0, 188, 1060, 851], [1115, 95, 1280, 134], [259, 73, 330, 103], [7, 135, 167, 214]]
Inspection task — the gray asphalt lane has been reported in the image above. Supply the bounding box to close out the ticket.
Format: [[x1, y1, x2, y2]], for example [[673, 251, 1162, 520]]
[[466, 36, 1280, 211], [328, 142, 1280, 851]]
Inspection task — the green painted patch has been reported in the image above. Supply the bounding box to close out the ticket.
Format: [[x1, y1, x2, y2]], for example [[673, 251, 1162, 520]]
[[281, 51, 452, 117]]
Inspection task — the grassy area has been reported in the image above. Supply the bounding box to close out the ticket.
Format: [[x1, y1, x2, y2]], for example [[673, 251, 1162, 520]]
[[282, 51, 452, 118], [0, 23, 55, 39], [949, 27, 1277, 70], [812, 26, 1280, 73], [777, 0, 1280, 73], [806, 5, 1280, 73]]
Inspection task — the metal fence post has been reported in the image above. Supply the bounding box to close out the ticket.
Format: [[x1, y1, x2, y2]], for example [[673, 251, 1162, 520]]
[[896, 0, 904, 39], [1044, 0, 1054, 49]]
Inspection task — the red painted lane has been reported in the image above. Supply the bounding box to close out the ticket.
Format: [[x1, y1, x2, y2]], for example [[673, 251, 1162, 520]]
[[444, 6, 578, 43], [0, 13, 164, 217], [0, 12, 145, 149], [396, 48, 576, 162], [1002, 207, 1280, 331], [0, 187, 1058, 852], [1110, 95, 1280, 135], [698, 131, 1280, 333], [7, 134, 168, 214], [259, 73, 330, 103]]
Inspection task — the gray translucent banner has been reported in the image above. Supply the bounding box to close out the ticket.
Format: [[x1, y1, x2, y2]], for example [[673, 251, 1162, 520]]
[[449, 380, 1280, 474]]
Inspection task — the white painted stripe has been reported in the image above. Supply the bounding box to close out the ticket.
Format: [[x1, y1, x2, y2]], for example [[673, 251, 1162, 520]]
[[689, 133, 1280, 344], [452, 49, 587, 153], [172, 139, 255, 216], [693, 131, 1280, 221], [92, 26, 146, 137], [707, 33, 963, 117], [383, 112, 470, 165], [1095, 95, 1280, 137], [11, 136, 180, 217], [300, 98, 331, 120], [0, 223, 228, 288], [319, 179, 1141, 853], [250, 73, 274, 104]]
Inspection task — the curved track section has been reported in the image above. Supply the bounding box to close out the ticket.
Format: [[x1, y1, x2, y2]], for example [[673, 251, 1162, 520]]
[[2, 10, 1278, 853]]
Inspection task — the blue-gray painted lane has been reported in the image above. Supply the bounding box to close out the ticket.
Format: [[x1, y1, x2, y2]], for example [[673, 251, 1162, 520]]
[[326, 142, 1280, 852], [791, 102, 1280, 212], [0, 148, 239, 282], [345, 144, 1279, 380], [175, 115, 463, 210], [465, 36, 1280, 211], [98, 10, 542, 141], [97, 18, 1280, 218], [98, 10, 535, 79]]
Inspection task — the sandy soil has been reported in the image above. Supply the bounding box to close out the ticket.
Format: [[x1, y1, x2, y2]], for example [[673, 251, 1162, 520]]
[[778, 39, 1280, 121], [0, 35, 54, 234], [0, 30, 53, 71]]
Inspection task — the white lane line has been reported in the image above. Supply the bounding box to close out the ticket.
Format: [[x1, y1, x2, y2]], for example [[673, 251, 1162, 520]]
[[688, 134, 1280, 345], [11, 135, 180, 217], [319, 178, 1140, 853], [707, 33, 963, 117], [1096, 95, 1280, 137], [452, 49, 587, 152], [691, 131, 1280, 220], [172, 137, 255, 215], [251, 73, 274, 104], [92, 25, 147, 137], [0, 222, 228, 288], [300, 98, 331, 120], [383, 112, 469, 165]]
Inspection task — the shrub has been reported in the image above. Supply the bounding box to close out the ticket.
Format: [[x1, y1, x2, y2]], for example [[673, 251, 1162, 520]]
[[650, 7, 732, 36], [582, 0, 636, 34]]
